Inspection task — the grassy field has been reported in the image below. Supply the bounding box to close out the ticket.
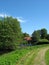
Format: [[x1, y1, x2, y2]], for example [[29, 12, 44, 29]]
[[0, 44, 49, 65], [45, 49, 49, 65], [0, 46, 39, 65]]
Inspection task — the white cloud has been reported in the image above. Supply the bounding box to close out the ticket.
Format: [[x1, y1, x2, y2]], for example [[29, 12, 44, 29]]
[[0, 13, 26, 23], [0, 14, 10, 17], [16, 17, 26, 23]]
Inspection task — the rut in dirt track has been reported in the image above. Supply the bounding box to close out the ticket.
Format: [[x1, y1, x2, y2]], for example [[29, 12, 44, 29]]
[[16, 50, 34, 65], [33, 47, 49, 65], [16, 47, 49, 65]]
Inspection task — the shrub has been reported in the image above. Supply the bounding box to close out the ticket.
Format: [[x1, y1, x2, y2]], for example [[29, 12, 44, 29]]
[[36, 39, 49, 45]]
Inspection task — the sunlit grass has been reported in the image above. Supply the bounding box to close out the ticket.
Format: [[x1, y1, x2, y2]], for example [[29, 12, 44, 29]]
[[45, 49, 49, 65], [0, 44, 49, 65]]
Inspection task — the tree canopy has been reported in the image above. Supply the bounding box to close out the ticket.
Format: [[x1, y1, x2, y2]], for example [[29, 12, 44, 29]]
[[31, 28, 49, 45], [41, 28, 47, 39], [32, 30, 41, 42], [0, 17, 22, 50]]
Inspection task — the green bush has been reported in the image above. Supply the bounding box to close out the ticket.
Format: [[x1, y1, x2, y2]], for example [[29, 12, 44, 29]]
[[36, 39, 49, 45], [39, 39, 49, 42]]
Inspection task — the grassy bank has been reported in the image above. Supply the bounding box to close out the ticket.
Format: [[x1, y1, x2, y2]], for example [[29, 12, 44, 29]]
[[0, 46, 39, 65], [45, 49, 49, 65], [0, 44, 49, 65]]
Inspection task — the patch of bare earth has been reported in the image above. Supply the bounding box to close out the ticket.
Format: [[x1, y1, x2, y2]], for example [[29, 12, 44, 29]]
[[33, 47, 49, 65]]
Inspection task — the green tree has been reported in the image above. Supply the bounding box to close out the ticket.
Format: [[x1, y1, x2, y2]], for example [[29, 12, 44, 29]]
[[41, 28, 47, 39], [0, 17, 22, 51], [46, 34, 49, 40], [32, 30, 40, 42], [23, 33, 30, 38]]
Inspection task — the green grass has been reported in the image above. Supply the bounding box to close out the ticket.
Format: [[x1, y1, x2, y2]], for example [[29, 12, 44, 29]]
[[0, 44, 49, 65], [0, 46, 39, 65], [45, 49, 49, 65]]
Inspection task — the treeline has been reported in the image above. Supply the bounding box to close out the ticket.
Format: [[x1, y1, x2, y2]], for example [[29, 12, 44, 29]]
[[22, 29, 49, 45], [0, 16, 49, 52], [31, 28, 49, 45]]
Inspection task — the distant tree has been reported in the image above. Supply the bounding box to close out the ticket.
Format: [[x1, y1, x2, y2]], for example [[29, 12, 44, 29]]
[[46, 34, 49, 40], [32, 30, 40, 42], [41, 28, 47, 39], [22, 33, 30, 45], [23, 33, 30, 38], [37, 30, 41, 38]]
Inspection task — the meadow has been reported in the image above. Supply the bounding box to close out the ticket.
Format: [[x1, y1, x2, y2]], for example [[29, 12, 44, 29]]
[[0, 44, 49, 65]]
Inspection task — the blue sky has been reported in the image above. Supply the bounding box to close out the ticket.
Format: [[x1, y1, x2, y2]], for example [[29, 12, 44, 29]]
[[0, 0, 49, 35]]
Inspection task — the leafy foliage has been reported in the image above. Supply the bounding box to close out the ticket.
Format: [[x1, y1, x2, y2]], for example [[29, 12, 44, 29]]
[[32, 30, 40, 42], [0, 17, 22, 51], [23, 33, 30, 38], [31, 28, 49, 45], [46, 34, 49, 40], [41, 28, 47, 39]]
